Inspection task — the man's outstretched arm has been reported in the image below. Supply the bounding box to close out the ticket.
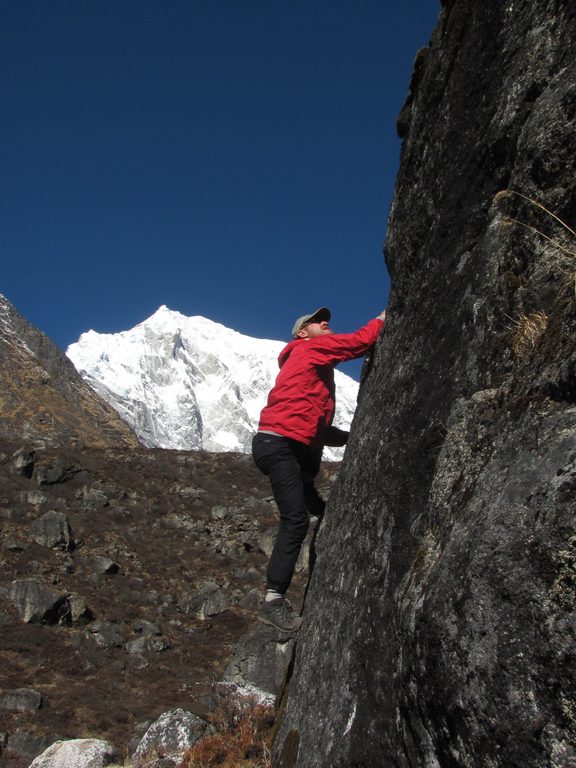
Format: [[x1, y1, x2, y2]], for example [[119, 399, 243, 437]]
[[305, 311, 386, 366]]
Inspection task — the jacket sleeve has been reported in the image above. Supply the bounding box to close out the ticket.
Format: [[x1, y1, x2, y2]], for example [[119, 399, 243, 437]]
[[304, 317, 384, 366]]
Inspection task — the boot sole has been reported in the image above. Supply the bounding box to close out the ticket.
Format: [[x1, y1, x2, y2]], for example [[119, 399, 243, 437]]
[[258, 614, 302, 633]]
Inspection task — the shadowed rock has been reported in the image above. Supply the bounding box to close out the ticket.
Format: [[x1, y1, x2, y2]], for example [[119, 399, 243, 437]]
[[86, 621, 124, 649], [180, 581, 228, 620], [0, 688, 43, 712], [275, 1, 576, 766], [12, 448, 35, 477], [10, 580, 69, 624], [5, 732, 58, 764], [30, 510, 74, 550], [224, 623, 295, 698]]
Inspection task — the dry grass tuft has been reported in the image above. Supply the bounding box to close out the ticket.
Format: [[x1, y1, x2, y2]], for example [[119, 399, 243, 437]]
[[495, 190, 576, 242], [495, 189, 576, 298], [178, 697, 275, 768], [508, 310, 549, 361]]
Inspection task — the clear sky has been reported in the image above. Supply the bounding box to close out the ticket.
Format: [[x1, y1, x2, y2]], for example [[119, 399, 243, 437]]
[[1, 1, 439, 379]]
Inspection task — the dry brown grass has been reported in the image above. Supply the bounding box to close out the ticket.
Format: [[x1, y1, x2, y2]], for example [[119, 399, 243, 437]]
[[508, 310, 549, 361], [495, 191, 575, 361], [178, 697, 275, 768], [495, 189, 576, 298]]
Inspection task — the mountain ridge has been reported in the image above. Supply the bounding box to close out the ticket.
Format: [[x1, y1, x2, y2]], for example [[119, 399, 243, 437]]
[[0, 294, 139, 450]]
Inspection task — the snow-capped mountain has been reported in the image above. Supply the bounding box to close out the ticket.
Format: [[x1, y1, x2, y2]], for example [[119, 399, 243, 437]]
[[66, 306, 360, 460]]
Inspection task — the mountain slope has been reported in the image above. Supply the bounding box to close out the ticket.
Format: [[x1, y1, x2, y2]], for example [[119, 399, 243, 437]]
[[0, 294, 139, 449], [67, 305, 360, 459]]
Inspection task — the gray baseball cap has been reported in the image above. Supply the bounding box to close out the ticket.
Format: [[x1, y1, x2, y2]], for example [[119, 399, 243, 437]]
[[291, 306, 331, 338]]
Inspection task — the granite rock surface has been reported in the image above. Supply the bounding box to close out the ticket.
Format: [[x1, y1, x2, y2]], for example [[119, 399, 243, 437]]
[[275, 1, 576, 766]]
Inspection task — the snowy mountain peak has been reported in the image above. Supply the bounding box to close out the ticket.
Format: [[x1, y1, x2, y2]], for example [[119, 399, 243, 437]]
[[67, 307, 360, 459]]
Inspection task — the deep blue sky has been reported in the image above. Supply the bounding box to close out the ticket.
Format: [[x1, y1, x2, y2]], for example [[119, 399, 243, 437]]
[[1, 1, 439, 378]]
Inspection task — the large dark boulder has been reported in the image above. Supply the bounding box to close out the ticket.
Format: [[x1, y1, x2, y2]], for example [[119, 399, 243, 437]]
[[275, 1, 576, 766], [224, 623, 295, 697]]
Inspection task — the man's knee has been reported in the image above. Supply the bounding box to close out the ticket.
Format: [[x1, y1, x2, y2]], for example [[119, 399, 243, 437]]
[[281, 515, 309, 544]]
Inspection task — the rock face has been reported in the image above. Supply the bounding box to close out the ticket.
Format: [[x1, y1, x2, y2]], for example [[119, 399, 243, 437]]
[[224, 624, 296, 697], [276, 2, 576, 767], [0, 294, 138, 450]]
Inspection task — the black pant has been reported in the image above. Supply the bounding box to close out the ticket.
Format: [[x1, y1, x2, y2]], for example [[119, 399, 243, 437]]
[[252, 433, 326, 594]]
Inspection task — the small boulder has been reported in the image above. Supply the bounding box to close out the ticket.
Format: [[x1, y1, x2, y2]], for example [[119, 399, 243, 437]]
[[80, 488, 109, 511], [27, 490, 48, 506], [86, 621, 124, 649], [126, 636, 170, 655], [224, 623, 296, 697], [30, 511, 74, 551], [133, 709, 209, 762], [133, 619, 163, 636], [126, 721, 152, 758], [28, 738, 117, 767], [12, 448, 35, 477], [259, 528, 309, 571], [6, 732, 57, 762], [211, 505, 229, 520], [0, 688, 43, 711], [240, 588, 262, 610], [92, 556, 119, 575], [36, 458, 80, 486], [258, 528, 276, 557], [180, 581, 228, 620], [178, 486, 204, 500], [10, 579, 67, 624], [64, 593, 94, 625], [78, 555, 120, 577]]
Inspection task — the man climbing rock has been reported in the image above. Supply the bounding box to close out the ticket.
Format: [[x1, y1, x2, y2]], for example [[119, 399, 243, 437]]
[[252, 306, 386, 632]]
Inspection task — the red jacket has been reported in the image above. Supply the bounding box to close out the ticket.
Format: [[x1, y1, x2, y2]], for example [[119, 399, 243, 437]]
[[258, 317, 384, 446]]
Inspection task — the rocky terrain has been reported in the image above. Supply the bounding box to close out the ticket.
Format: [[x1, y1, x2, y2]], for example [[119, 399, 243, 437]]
[[276, 1, 576, 767], [0, 438, 336, 766]]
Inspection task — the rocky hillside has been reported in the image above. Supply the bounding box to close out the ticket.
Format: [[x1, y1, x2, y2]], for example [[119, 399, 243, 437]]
[[0, 437, 336, 766], [276, 1, 576, 767], [0, 295, 138, 450], [0, 296, 341, 767]]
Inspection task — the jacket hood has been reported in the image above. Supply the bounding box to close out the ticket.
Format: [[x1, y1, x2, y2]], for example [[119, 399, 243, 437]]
[[278, 339, 302, 368]]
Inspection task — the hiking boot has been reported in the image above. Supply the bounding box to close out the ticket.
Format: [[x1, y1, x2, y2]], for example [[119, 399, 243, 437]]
[[258, 597, 303, 633]]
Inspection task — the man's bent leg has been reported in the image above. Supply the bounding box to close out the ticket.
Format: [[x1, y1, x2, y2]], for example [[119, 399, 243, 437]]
[[303, 481, 326, 520], [294, 442, 325, 521], [252, 434, 310, 595]]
